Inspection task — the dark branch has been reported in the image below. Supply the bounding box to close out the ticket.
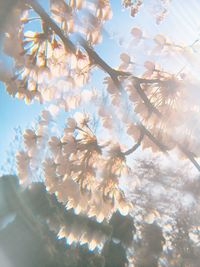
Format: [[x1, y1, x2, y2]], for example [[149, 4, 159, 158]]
[[134, 81, 161, 117], [25, 0, 160, 99], [25, 0, 76, 53], [123, 130, 144, 156], [178, 145, 200, 172], [139, 124, 168, 153], [78, 36, 121, 86]]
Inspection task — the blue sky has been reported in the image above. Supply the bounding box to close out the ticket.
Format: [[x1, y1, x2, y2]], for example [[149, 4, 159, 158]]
[[0, 82, 42, 171]]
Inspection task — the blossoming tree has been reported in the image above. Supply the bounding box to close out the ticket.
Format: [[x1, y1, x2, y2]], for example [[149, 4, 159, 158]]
[[1, 0, 200, 266]]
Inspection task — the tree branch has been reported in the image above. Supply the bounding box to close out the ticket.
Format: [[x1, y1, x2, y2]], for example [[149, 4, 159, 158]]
[[134, 81, 161, 117], [139, 124, 168, 153], [123, 130, 144, 156], [178, 145, 200, 172], [25, 0, 76, 53], [25, 0, 160, 103], [24, 0, 200, 172]]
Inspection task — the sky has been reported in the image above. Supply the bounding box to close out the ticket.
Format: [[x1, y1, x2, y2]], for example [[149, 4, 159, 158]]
[[1, 0, 200, 173], [0, 83, 42, 170]]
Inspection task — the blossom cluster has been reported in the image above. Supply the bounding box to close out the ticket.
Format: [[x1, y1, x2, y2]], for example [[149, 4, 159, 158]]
[[16, 111, 131, 226], [3, 0, 111, 105]]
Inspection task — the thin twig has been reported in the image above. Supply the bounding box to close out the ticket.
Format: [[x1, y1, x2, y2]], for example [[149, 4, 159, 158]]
[[123, 130, 144, 156]]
